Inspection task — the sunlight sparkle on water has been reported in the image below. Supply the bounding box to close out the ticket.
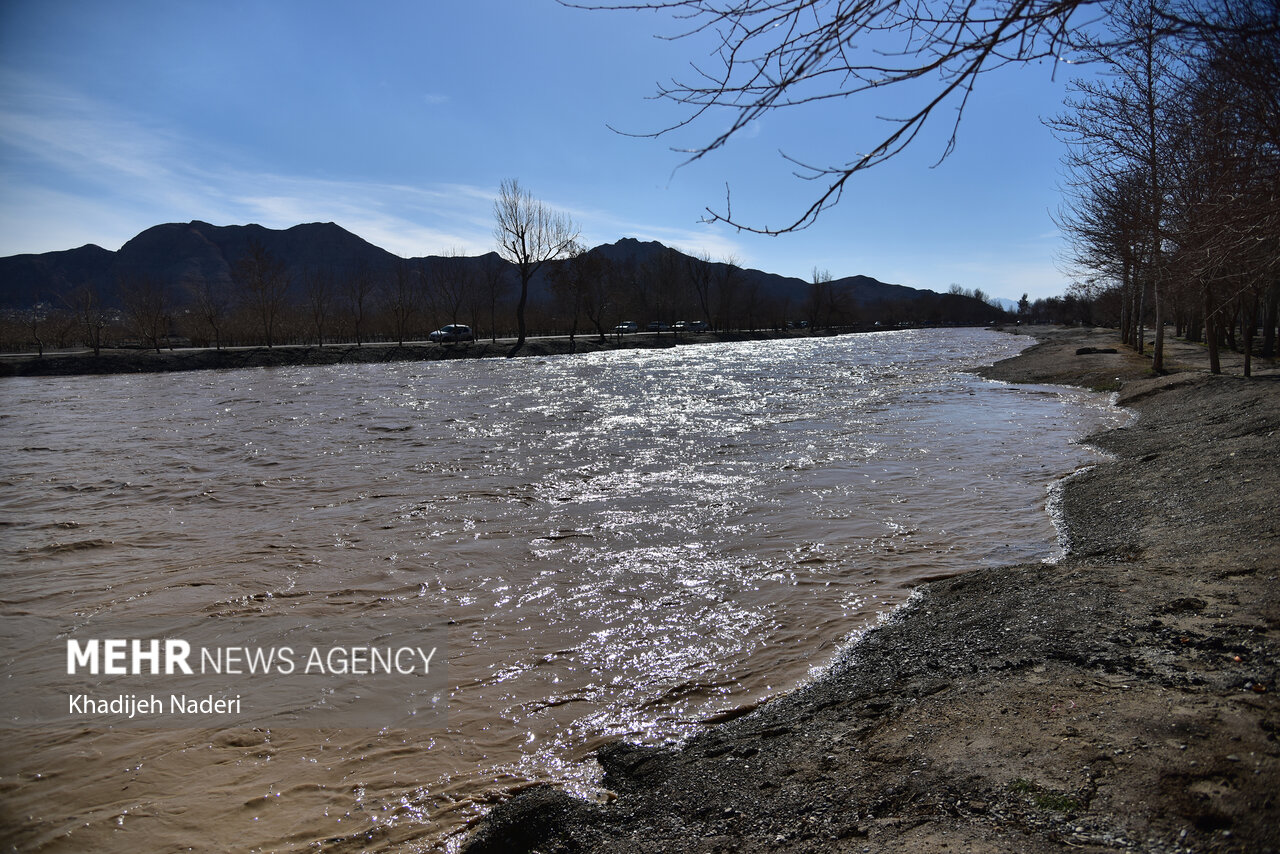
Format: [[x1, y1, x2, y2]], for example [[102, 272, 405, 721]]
[[0, 329, 1130, 852]]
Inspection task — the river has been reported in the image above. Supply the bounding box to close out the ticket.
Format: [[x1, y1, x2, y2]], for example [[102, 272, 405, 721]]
[[0, 328, 1126, 852]]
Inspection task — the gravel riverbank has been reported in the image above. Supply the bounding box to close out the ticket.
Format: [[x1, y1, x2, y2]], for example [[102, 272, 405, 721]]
[[462, 326, 1280, 854]]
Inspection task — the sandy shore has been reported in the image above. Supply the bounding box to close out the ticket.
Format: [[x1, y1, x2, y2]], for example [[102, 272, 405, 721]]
[[463, 326, 1279, 853]]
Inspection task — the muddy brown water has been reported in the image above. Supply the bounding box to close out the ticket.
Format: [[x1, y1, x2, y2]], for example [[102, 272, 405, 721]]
[[0, 329, 1127, 852]]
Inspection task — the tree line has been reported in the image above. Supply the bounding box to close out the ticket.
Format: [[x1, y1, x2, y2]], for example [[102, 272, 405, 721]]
[[0, 243, 1005, 356], [1051, 0, 1279, 376], [0, 181, 1006, 356], [0, 248, 513, 356]]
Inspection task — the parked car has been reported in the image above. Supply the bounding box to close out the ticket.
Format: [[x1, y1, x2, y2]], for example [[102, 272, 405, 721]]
[[428, 324, 474, 343], [685, 320, 709, 332], [646, 321, 670, 332], [613, 321, 639, 334]]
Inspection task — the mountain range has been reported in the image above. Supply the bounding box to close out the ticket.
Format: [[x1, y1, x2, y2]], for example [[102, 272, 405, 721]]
[[0, 220, 955, 314]]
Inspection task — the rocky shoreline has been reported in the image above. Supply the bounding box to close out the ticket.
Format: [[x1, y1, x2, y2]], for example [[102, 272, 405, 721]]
[[462, 326, 1279, 853]]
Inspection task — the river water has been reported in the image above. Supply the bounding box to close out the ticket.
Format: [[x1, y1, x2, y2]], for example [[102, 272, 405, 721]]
[[0, 329, 1126, 852]]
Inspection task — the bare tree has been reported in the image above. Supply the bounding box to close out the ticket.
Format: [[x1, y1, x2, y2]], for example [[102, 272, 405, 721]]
[[431, 249, 475, 329], [602, 258, 645, 335], [302, 265, 334, 346], [683, 249, 716, 328], [715, 254, 742, 330], [343, 261, 379, 347], [1049, 0, 1183, 372], [1050, 0, 1279, 374], [579, 253, 616, 342], [21, 301, 72, 357], [1056, 169, 1147, 349], [190, 278, 232, 349], [64, 281, 109, 355], [1165, 10, 1280, 376], [493, 178, 580, 352], [385, 260, 423, 346], [647, 246, 685, 329], [24, 309, 46, 357], [479, 254, 512, 342], [549, 242, 608, 348], [118, 274, 170, 352], [808, 267, 834, 331], [234, 240, 291, 348]]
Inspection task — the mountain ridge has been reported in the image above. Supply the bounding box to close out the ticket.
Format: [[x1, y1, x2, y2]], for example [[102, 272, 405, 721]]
[[0, 221, 935, 312]]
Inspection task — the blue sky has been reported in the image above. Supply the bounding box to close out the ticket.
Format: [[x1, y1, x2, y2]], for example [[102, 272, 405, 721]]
[[0, 0, 1082, 301]]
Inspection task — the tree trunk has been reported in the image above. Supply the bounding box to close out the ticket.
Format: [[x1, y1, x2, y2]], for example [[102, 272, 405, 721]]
[[1152, 285, 1165, 373], [512, 272, 531, 354], [1185, 307, 1202, 343], [1262, 287, 1277, 359], [1204, 287, 1221, 374], [1135, 275, 1146, 356], [1242, 295, 1257, 378]]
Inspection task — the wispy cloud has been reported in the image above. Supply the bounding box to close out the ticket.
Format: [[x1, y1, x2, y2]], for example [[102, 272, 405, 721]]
[[0, 72, 739, 264], [227, 177, 499, 257], [0, 75, 227, 228], [0, 73, 503, 257]]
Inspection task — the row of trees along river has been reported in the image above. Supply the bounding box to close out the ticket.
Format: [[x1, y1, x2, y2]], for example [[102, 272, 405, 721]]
[[0, 245, 1011, 357], [1, 180, 1008, 357], [1050, 0, 1278, 376]]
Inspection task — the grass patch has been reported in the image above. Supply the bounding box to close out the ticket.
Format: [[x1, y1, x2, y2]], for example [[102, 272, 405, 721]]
[[1007, 778, 1082, 814], [1033, 792, 1082, 813]]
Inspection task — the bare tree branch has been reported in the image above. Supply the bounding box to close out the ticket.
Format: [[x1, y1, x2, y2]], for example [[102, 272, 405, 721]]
[[565, 0, 1276, 233]]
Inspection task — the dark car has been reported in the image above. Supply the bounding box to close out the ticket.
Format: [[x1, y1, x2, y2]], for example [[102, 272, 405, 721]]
[[646, 321, 670, 332], [428, 324, 474, 343], [613, 321, 639, 334]]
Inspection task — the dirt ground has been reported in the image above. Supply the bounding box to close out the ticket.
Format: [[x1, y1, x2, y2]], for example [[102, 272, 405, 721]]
[[462, 326, 1280, 854]]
